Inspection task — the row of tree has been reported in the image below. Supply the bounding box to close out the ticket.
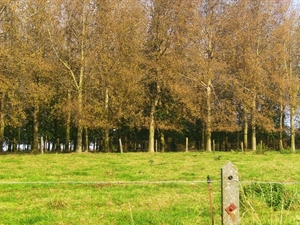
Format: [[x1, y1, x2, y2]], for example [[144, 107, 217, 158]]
[[0, 0, 300, 153]]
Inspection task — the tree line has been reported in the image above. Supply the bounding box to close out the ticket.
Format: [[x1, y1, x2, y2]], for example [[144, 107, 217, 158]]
[[0, 0, 299, 153]]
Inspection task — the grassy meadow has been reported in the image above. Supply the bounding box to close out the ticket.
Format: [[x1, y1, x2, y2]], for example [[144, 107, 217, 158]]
[[0, 151, 300, 224]]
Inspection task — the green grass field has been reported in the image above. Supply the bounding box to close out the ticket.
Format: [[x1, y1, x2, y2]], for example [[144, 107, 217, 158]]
[[0, 151, 299, 224]]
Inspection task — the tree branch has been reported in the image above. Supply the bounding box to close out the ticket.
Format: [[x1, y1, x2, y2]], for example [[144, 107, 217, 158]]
[[47, 28, 79, 90]]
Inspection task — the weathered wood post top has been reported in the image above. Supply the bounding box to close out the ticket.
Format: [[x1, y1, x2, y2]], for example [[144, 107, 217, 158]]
[[221, 161, 240, 225]]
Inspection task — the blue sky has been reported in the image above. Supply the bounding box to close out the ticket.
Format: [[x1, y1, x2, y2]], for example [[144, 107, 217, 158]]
[[293, 0, 300, 6]]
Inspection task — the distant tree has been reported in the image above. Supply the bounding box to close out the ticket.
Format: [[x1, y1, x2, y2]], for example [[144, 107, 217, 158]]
[[0, 1, 30, 151], [20, 1, 55, 153], [267, 1, 292, 150], [224, 0, 286, 151], [178, 0, 236, 151], [89, 0, 146, 152], [281, 9, 300, 151], [48, 0, 100, 153], [140, 0, 189, 152]]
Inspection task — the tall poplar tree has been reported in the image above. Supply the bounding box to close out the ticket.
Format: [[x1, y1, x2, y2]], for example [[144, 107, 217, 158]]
[[142, 0, 184, 152], [226, 0, 285, 151], [282, 9, 300, 152], [181, 0, 231, 151], [48, 0, 99, 152], [0, 1, 29, 151]]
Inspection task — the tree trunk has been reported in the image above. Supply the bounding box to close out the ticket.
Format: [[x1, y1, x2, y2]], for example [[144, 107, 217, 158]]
[[225, 134, 229, 151], [85, 127, 88, 152], [237, 131, 240, 151], [0, 95, 4, 152], [40, 137, 44, 154], [252, 124, 256, 151], [160, 131, 165, 152], [104, 87, 110, 152], [148, 83, 160, 153], [104, 128, 109, 152], [76, 90, 83, 153], [148, 104, 156, 153], [200, 128, 204, 150], [65, 121, 70, 152], [243, 108, 248, 150], [279, 102, 284, 150], [32, 105, 39, 154], [13, 137, 17, 152], [290, 104, 296, 152], [251, 97, 256, 151], [205, 79, 212, 152], [45, 135, 50, 152], [65, 90, 71, 152], [56, 138, 61, 152]]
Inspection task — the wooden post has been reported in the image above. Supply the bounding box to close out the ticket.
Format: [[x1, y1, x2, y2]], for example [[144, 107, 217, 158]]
[[155, 139, 158, 152], [221, 162, 240, 225], [119, 139, 123, 153], [241, 142, 243, 153], [213, 140, 215, 152], [185, 138, 188, 152]]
